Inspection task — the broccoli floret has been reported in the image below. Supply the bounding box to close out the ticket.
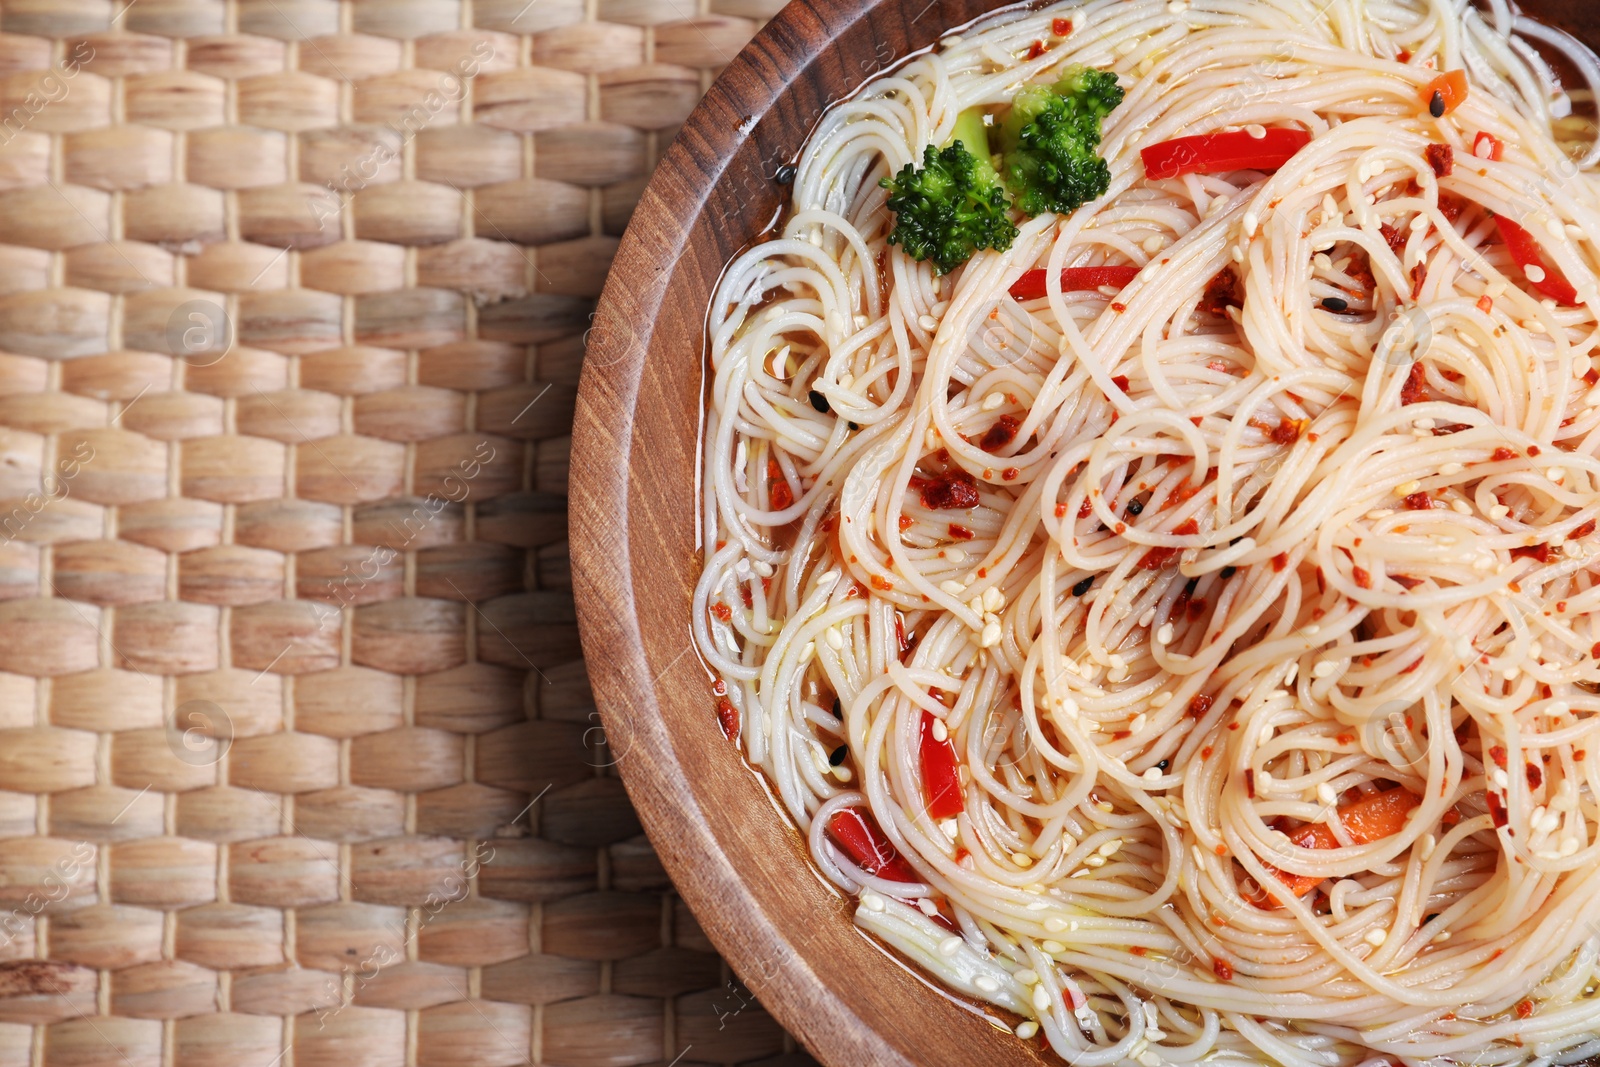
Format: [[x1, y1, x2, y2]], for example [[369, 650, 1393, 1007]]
[[881, 111, 1018, 275], [998, 65, 1124, 217]]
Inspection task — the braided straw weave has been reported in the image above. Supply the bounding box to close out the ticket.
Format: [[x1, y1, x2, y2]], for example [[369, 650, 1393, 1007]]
[[0, 0, 814, 1064]]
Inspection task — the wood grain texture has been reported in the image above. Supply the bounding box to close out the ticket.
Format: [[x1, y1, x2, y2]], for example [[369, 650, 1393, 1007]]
[[572, 1, 1599, 1064]]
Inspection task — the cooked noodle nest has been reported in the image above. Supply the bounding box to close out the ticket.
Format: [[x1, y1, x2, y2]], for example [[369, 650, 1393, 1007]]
[[696, 0, 1600, 1063]]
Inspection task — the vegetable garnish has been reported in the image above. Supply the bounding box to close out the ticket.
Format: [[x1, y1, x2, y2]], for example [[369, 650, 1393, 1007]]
[[827, 807, 920, 882], [998, 65, 1125, 216], [1140, 127, 1312, 180], [1422, 70, 1468, 117], [882, 109, 1019, 275], [1257, 787, 1421, 904], [1494, 214, 1580, 305], [919, 711, 965, 819], [1008, 264, 1140, 301], [1473, 131, 1504, 161]]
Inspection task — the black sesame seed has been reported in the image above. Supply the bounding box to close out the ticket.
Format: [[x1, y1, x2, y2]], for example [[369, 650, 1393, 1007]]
[[1320, 296, 1349, 312], [1072, 576, 1094, 596], [848, 421, 861, 431], [1429, 90, 1445, 118], [775, 163, 797, 185], [831, 697, 842, 718], [829, 744, 848, 766], [1423, 912, 1439, 924], [809, 389, 829, 413], [1127, 498, 1144, 516], [1219, 565, 1237, 580], [1156, 759, 1170, 772]]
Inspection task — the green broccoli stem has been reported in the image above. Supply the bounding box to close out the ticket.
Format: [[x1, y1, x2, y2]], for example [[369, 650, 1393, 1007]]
[[950, 107, 993, 168]]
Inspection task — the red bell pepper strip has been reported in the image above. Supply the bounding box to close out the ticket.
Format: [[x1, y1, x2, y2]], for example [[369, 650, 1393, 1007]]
[[1009, 264, 1139, 302], [1257, 788, 1420, 905], [827, 808, 919, 882], [1421, 70, 1468, 117], [1494, 214, 1579, 305], [919, 711, 964, 819], [1472, 131, 1503, 162], [1141, 128, 1312, 181]]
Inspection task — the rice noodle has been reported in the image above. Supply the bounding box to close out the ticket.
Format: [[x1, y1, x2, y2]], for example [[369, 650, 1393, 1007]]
[[695, 1, 1600, 1062]]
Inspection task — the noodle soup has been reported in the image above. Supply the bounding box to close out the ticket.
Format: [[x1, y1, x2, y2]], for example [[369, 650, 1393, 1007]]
[[696, 1, 1600, 1061]]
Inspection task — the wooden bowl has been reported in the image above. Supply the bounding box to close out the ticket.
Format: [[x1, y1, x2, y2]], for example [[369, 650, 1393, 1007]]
[[571, 2, 1599, 1064]]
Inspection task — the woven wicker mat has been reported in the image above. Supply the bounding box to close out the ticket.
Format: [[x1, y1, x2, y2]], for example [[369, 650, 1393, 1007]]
[[0, 1, 817, 1065]]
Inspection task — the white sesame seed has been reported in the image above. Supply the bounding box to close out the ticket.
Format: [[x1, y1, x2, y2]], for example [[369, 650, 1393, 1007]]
[[1045, 916, 1068, 932], [932, 717, 949, 742], [1156, 623, 1174, 645], [1138, 608, 1156, 628], [1452, 499, 1472, 515], [974, 975, 1000, 993], [1015, 1021, 1039, 1039], [940, 818, 958, 839], [917, 897, 939, 917], [982, 392, 1005, 411], [980, 621, 1002, 648], [1012, 851, 1033, 867], [1547, 467, 1564, 483], [1489, 504, 1510, 520], [966, 596, 983, 616], [1491, 768, 1508, 789], [1166, 0, 1188, 11], [1317, 782, 1338, 805], [1365, 927, 1388, 946], [1561, 835, 1581, 856], [1419, 833, 1436, 860], [1367, 509, 1394, 520], [832, 764, 853, 782], [938, 936, 963, 956], [861, 890, 885, 912], [1143, 767, 1161, 782], [825, 627, 844, 649], [1099, 838, 1122, 857], [939, 579, 965, 596], [1140, 1050, 1162, 1066], [1231, 245, 1245, 263], [983, 587, 1006, 613], [1015, 968, 1039, 985], [1042, 940, 1065, 953], [1434, 931, 1451, 943], [1283, 662, 1298, 686], [1032, 985, 1052, 1011], [918, 315, 939, 331], [1085, 855, 1106, 868], [1441, 462, 1464, 475], [1151, 692, 1171, 707], [1526, 264, 1548, 283], [1142, 235, 1164, 254], [1130, 713, 1148, 733], [1396, 480, 1421, 496]]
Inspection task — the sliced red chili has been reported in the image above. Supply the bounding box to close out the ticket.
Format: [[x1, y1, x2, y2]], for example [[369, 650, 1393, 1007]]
[[1009, 264, 1139, 302], [919, 711, 964, 819], [1141, 127, 1312, 181], [827, 808, 919, 882], [1421, 70, 1468, 117], [1493, 214, 1579, 306]]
